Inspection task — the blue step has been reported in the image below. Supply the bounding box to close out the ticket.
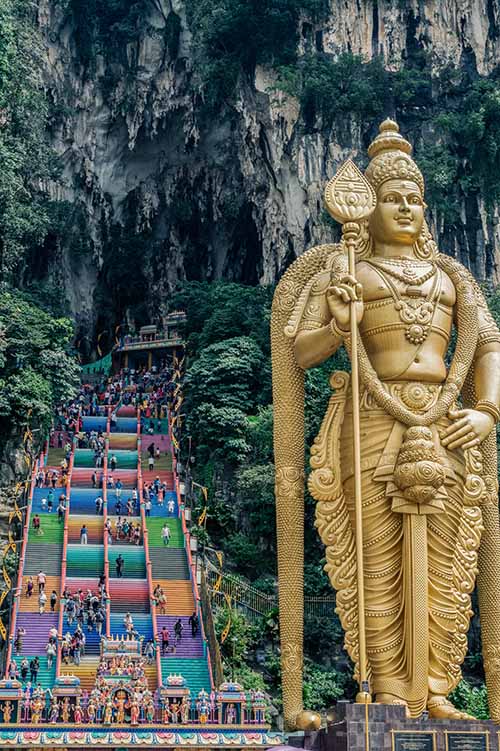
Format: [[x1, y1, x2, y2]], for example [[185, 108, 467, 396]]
[[81, 416, 107, 432], [109, 613, 154, 641], [62, 616, 102, 655]]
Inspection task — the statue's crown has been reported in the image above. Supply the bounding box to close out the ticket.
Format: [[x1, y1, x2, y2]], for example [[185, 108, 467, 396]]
[[365, 119, 424, 194]]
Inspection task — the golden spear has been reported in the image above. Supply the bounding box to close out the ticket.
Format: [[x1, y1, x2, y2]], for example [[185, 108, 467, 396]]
[[324, 160, 376, 703]]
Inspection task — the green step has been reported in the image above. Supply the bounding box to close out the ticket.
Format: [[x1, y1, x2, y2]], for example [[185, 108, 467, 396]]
[[107, 450, 138, 469], [161, 657, 211, 696], [66, 544, 104, 576], [73, 449, 96, 468], [14, 656, 56, 690], [109, 545, 146, 578], [28, 516, 64, 545], [146, 518, 184, 548]]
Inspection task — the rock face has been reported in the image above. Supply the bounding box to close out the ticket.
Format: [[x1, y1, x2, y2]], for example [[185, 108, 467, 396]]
[[36, 0, 500, 340]]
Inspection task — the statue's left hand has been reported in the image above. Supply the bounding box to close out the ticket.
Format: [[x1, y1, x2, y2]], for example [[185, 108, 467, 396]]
[[441, 408, 495, 450]]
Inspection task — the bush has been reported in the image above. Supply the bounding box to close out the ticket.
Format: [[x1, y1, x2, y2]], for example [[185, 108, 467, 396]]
[[449, 680, 489, 720]]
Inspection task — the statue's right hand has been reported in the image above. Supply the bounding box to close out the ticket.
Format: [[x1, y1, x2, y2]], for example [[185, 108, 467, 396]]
[[327, 275, 364, 330]]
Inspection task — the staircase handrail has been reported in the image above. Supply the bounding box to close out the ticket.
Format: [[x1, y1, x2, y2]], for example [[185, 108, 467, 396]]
[[137, 408, 163, 691], [4, 456, 39, 677], [205, 565, 336, 620], [103, 419, 111, 638], [55, 438, 76, 679], [169, 409, 215, 691], [199, 567, 224, 687]]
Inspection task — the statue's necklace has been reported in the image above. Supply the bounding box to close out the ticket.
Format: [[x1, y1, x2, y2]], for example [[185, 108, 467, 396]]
[[367, 261, 442, 345], [367, 257, 437, 286]]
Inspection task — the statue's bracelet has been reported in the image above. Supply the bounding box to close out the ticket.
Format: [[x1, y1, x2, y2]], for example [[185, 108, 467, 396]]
[[329, 318, 350, 339], [475, 399, 500, 424]]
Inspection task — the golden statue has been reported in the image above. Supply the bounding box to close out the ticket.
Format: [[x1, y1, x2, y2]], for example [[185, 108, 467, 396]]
[[271, 119, 500, 730]]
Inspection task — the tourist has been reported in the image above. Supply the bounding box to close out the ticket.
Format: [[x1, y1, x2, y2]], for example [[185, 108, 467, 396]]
[[110, 454, 117, 472], [116, 554, 124, 578], [148, 454, 154, 471], [57, 498, 66, 522], [32, 514, 41, 534], [95, 495, 103, 515], [115, 478, 122, 499], [39, 589, 47, 614], [46, 640, 56, 669], [174, 618, 183, 643], [188, 611, 199, 638], [50, 590, 57, 612], [91, 470, 97, 488], [161, 523, 171, 546], [14, 627, 26, 655], [145, 640, 155, 664], [80, 524, 88, 545], [37, 571, 46, 593], [145, 498, 151, 517], [147, 442, 155, 458], [26, 576, 34, 598], [29, 657, 39, 684], [47, 489, 54, 512], [20, 657, 29, 683], [167, 498, 175, 515], [161, 626, 170, 656]]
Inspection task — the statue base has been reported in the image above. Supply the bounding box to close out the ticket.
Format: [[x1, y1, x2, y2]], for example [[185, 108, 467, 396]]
[[287, 701, 497, 750]]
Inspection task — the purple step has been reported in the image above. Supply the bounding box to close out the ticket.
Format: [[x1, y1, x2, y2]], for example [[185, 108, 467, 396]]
[[15, 613, 59, 654], [156, 616, 204, 657]]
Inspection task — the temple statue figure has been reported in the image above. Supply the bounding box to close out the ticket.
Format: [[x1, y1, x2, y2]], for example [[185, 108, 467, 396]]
[[271, 119, 500, 730]]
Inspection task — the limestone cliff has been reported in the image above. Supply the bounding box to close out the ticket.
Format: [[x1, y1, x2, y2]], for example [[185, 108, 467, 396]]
[[35, 0, 500, 344]]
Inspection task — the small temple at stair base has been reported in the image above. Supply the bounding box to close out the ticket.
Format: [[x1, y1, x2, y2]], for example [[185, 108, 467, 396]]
[[0, 365, 280, 748], [0, 636, 272, 743]]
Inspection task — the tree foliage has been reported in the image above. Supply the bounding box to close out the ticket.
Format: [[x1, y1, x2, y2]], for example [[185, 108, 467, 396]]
[[186, 0, 328, 108], [0, 290, 79, 437], [0, 0, 61, 280]]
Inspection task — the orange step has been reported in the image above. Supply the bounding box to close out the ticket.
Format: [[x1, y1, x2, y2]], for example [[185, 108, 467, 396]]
[[19, 575, 60, 612], [61, 656, 99, 691], [152, 580, 194, 615]]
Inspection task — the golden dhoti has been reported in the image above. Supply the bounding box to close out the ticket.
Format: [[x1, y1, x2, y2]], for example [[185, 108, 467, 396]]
[[313, 378, 484, 718]]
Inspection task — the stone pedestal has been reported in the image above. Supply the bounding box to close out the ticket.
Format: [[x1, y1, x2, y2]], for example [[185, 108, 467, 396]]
[[289, 702, 498, 751]]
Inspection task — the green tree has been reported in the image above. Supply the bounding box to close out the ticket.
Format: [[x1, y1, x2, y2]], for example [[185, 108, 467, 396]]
[[185, 336, 265, 413], [0, 0, 62, 281], [0, 290, 79, 438]]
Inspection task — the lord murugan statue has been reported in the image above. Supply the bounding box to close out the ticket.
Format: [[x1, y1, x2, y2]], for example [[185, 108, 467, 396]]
[[272, 119, 500, 730]]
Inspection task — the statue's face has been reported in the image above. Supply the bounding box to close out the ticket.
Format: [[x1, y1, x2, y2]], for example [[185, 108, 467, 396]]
[[369, 179, 425, 245]]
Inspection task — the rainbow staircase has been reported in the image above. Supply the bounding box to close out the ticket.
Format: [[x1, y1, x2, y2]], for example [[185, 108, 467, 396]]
[[5, 400, 215, 701], [1, 380, 280, 749]]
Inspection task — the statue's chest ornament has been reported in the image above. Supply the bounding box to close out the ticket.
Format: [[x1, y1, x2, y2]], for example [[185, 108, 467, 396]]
[[366, 259, 441, 345]]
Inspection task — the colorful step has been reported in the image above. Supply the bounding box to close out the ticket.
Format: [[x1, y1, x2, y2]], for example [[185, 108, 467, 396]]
[[24, 544, 62, 577], [109, 579, 150, 613], [148, 548, 189, 580], [15, 613, 59, 653], [67, 516, 104, 545], [108, 545, 146, 579], [156, 616, 204, 658], [108, 433, 137, 450], [151, 580, 194, 615], [66, 544, 104, 577], [27, 515, 64, 545], [146, 518, 184, 548], [19, 575, 60, 613], [14, 655, 56, 690], [160, 657, 211, 695], [60, 655, 99, 691]]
